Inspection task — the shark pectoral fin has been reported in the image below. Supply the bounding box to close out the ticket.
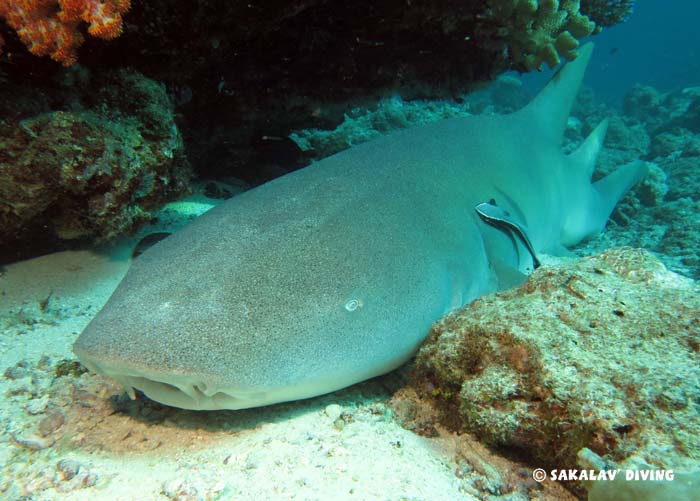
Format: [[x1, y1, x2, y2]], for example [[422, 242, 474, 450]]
[[593, 159, 649, 223], [491, 257, 528, 290], [546, 243, 573, 257]]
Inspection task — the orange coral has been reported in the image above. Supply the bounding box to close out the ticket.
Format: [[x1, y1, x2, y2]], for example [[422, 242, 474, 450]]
[[0, 0, 130, 66]]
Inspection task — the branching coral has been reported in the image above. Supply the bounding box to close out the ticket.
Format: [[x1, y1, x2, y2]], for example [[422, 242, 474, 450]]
[[0, 0, 130, 66], [485, 0, 597, 71]]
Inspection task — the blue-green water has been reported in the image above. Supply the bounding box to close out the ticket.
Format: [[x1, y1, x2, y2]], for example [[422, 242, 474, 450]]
[[523, 1, 700, 103]]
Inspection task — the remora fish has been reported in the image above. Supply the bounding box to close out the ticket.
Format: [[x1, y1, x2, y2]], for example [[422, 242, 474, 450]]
[[74, 44, 647, 410]]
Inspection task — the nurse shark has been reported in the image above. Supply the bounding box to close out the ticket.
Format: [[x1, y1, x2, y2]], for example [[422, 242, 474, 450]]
[[74, 43, 647, 410]]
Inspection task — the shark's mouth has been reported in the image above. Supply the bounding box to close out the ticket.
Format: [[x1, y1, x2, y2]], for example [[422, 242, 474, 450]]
[[76, 356, 270, 411], [76, 348, 401, 411]]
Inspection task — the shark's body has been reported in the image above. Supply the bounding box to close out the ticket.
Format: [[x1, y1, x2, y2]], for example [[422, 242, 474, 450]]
[[74, 44, 646, 410]]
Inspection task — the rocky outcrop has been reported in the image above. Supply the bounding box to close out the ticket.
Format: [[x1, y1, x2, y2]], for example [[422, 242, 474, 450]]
[[408, 247, 700, 495], [0, 69, 191, 258]]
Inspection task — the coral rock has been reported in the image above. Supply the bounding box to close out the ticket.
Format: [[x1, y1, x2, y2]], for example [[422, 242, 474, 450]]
[[413, 247, 700, 494], [0, 69, 191, 251]]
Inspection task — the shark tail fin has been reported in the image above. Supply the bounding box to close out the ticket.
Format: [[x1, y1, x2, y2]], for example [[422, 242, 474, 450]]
[[516, 42, 594, 146]]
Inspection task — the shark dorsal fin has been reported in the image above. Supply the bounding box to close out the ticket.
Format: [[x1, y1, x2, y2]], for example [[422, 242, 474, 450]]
[[516, 42, 594, 146]]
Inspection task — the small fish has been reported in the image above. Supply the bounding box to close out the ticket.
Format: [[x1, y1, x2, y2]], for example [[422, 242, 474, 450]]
[[475, 200, 541, 269]]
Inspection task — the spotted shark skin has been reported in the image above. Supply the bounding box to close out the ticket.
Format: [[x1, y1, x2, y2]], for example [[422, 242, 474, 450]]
[[74, 44, 647, 410]]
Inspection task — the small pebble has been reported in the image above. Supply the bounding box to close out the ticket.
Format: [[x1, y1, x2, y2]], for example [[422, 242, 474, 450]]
[[3, 361, 30, 379], [245, 451, 264, 470], [36, 355, 53, 371], [211, 481, 227, 495], [25, 397, 49, 415], [82, 472, 98, 488], [367, 403, 386, 415], [162, 478, 199, 501], [38, 409, 65, 436], [57, 459, 81, 480], [324, 404, 342, 421]]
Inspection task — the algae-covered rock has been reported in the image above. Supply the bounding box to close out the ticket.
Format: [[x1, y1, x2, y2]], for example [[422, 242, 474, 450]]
[[412, 247, 700, 494], [623, 84, 663, 122], [663, 157, 700, 201], [650, 128, 700, 159], [655, 199, 700, 273], [0, 69, 191, 251]]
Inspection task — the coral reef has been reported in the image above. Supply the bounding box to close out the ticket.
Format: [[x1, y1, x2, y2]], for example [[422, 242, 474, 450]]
[[0, 68, 191, 255], [559, 82, 700, 279], [291, 96, 475, 160], [411, 247, 700, 496], [291, 76, 531, 160], [623, 84, 664, 124], [0, 0, 130, 66], [0, 0, 634, 187], [654, 199, 700, 273]]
